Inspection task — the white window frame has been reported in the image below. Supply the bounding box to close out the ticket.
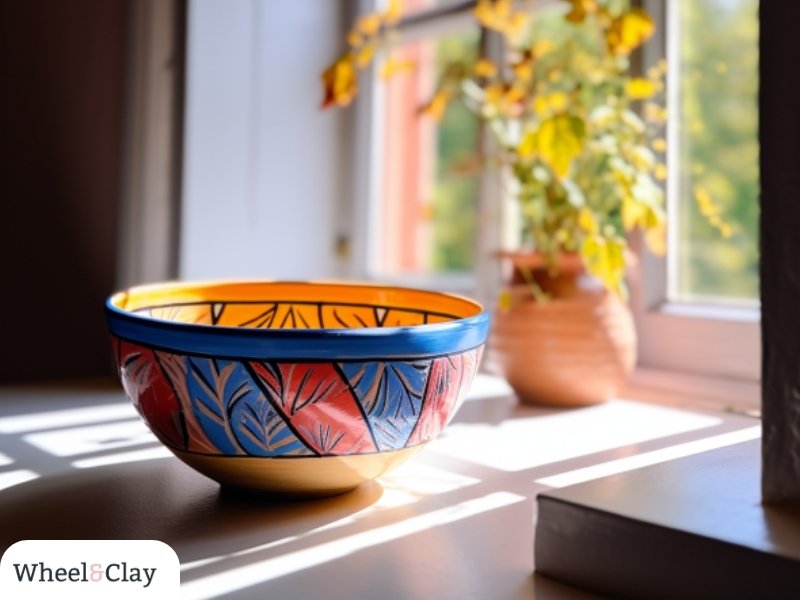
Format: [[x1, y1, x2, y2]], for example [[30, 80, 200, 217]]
[[344, 1, 511, 307], [630, 0, 760, 410]]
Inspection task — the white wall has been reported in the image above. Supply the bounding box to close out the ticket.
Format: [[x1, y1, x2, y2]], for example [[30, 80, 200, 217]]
[[180, 0, 344, 280]]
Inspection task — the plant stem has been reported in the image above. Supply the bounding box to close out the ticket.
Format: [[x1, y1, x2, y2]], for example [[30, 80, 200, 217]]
[[518, 265, 549, 303]]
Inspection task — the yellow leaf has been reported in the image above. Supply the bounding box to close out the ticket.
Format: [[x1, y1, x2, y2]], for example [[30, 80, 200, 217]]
[[358, 13, 382, 36], [474, 0, 502, 28], [622, 194, 662, 232], [474, 58, 498, 78], [505, 84, 527, 106], [692, 185, 735, 238], [651, 137, 667, 153], [517, 128, 537, 159], [384, 0, 403, 24], [647, 60, 668, 79], [483, 83, 505, 113], [549, 91, 568, 112], [380, 57, 415, 80], [644, 102, 667, 123], [654, 163, 667, 181], [630, 145, 656, 172], [536, 114, 586, 178], [321, 54, 358, 108], [533, 91, 568, 117], [356, 43, 375, 68], [645, 224, 667, 256], [473, 0, 527, 39], [532, 96, 547, 116], [508, 12, 529, 37], [578, 208, 598, 234], [580, 236, 628, 297], [483, 82, 527, 117], [694, 185, 717, 217], [498, 290, 513, 311], [347, 30, 363, 47], [420, 89, 451, 121], [580, 236, 625, 296], [513, 61, 533, 82], [622, 196, 643, 231], [533, 40, 555, 57], [626, 77, 657, 100], [607, 8, 655, 56], [565, 0, 598, 23]]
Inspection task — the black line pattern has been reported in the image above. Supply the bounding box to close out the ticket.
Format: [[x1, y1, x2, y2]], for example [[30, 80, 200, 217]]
[[132, 299, 462, 329]]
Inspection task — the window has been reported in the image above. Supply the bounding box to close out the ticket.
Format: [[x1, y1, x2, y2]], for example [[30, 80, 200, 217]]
[[632, 0, 760, 403], [348, 0, 760, 405], [668, 0, 759, 304], [377, 31, 480, 279], [348, 0, 490, 295]]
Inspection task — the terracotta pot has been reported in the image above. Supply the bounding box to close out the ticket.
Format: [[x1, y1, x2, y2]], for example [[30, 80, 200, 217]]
[[488, 252, 636, 407]]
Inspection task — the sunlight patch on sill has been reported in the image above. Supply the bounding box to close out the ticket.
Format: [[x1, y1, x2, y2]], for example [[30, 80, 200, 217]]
[[23, 420, 155, 457], [71, 446, 172, 469], [375, 462, 482, 509], [463, 373, 514, 402], [0, 469, 39, 492], [431, 399, 721, 472], [535, 425, 761, 488], [0, 403, 136, 434]]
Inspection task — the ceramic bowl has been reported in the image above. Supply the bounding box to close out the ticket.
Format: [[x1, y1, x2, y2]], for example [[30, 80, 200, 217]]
[[106, 281, 488, 496]]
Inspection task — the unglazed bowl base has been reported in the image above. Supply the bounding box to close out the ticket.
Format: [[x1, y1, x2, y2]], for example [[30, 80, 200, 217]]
[[171, 446, 424, 497]]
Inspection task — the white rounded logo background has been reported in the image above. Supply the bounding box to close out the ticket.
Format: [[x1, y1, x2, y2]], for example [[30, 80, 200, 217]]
[[0, 540, 179, 599]]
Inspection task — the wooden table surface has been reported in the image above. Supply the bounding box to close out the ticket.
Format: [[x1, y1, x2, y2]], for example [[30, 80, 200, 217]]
[[0, 377, 757, 599]]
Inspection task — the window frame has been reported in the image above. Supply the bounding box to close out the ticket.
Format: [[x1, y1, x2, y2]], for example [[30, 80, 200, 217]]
[[345, 1, 510, 305], [629, 0, 760, 409]]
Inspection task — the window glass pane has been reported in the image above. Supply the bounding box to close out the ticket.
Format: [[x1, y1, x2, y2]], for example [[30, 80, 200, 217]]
[[670, 0, 759, 303], [378, 30, 480, 277]]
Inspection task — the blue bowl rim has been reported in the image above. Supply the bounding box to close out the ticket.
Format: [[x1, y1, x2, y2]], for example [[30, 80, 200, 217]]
[[105, 280, 490, 360]]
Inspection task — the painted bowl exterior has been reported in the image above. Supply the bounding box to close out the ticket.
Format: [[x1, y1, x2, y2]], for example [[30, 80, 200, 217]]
[[106, 281, 488, 494]]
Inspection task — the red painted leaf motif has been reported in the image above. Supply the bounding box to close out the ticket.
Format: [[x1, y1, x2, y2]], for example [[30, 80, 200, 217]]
[[117, 339, 185, 449], [407, 349, 479, 446], [249, 362, 377, 455]]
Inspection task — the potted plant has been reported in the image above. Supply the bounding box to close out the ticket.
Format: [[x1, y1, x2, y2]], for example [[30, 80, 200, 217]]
[[321, 0, 669, 406]]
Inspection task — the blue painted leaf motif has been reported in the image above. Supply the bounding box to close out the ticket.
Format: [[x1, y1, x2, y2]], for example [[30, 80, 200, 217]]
[[340, 360, 431, 451], [229, 368, 314, 457], [183, 357, 251, 455]]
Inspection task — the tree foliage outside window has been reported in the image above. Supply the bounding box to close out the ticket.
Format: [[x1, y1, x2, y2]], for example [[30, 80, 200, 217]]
[[673, 0, 759, 302]]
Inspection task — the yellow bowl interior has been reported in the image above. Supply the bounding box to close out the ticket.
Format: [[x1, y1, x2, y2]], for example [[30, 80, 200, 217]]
[[110, 280, 483, 330]]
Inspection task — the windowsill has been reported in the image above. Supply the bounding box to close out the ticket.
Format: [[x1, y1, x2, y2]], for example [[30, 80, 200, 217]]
[[0, 375, 760, 598], [535, 438, 800, 599], [625, 366, 760, 415], [653, 300, 760, 323]]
